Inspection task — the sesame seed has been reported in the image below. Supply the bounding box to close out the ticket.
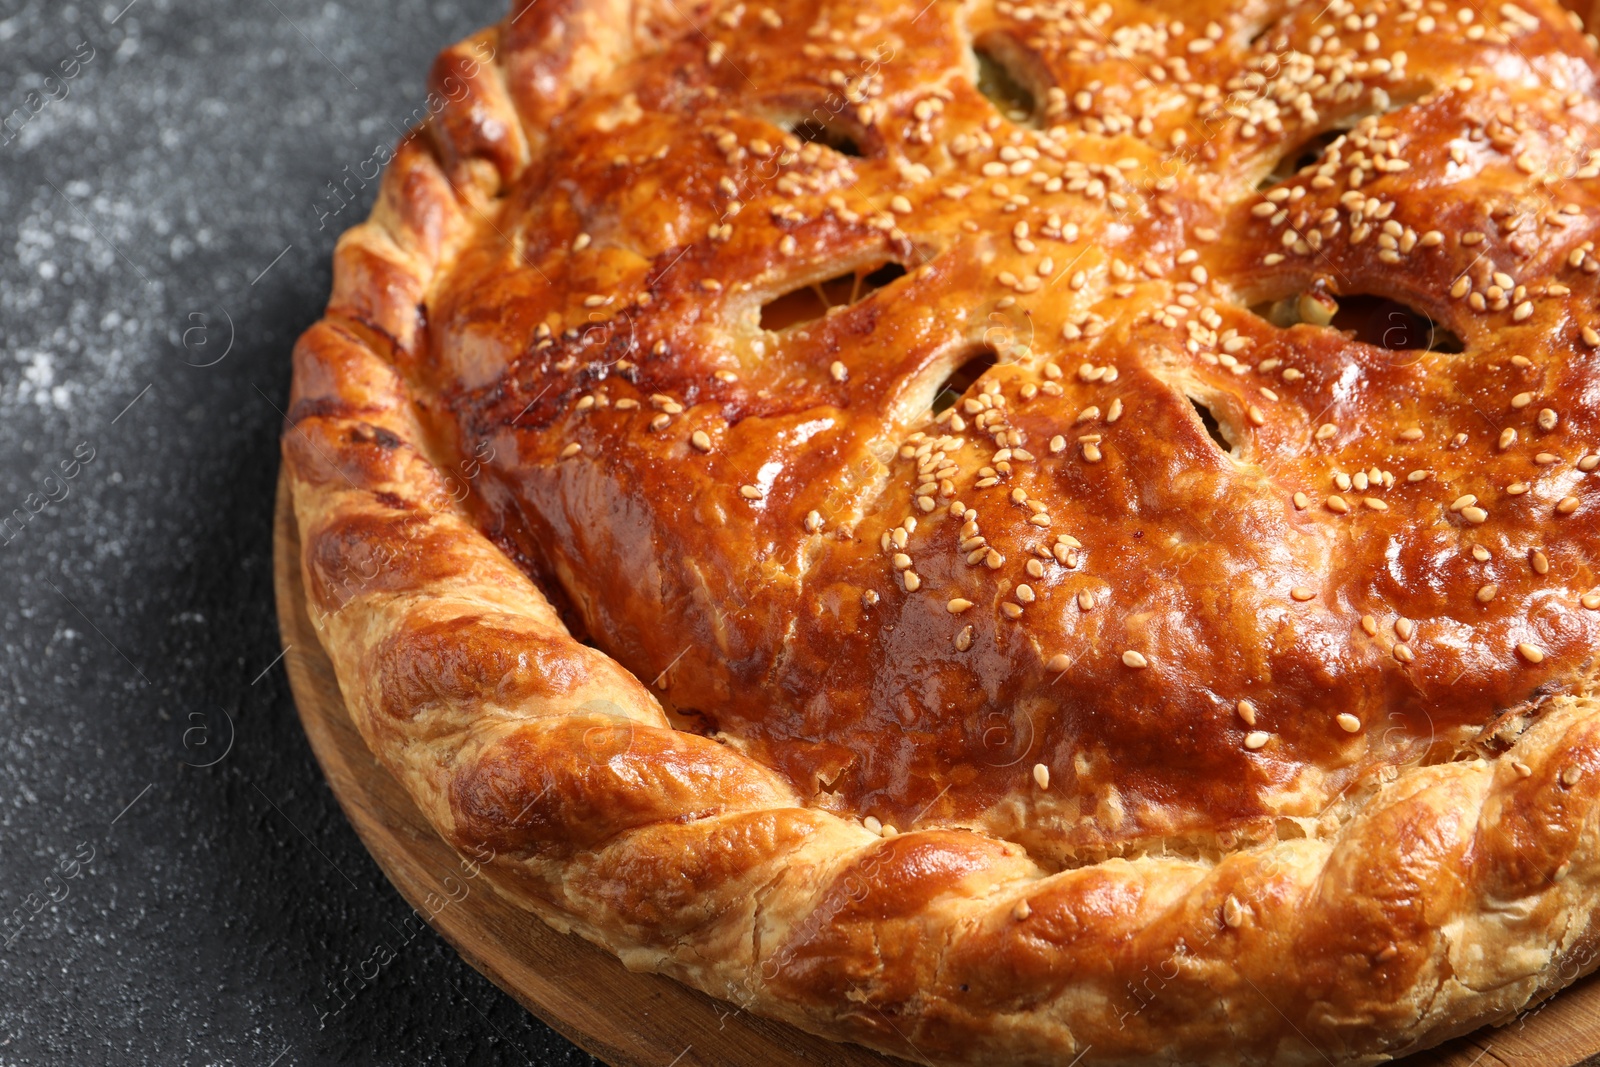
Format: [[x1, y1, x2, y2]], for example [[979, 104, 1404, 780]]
[[947, 598, 973, 614], [1531, 550, 1549, 575], [1336, 713, 1362, 733], [1517, 642, 1546, 664], [1122, 650, 1148, 669], [1512, 392, 1534, 409], [1477, 583, 1498, 603], [1364, 497, 1388, 512], [1361, 615, 1378, 636], [955, 625, 973, 652], [739, 484, 763, 500], [1032, 763, 1050, 790], [804, 510, 823, 532], [1077, 590, 1095, 610], [1293, 492, 1309, 509], [559, 442, 582, 459], [1013, 899, 1032, 921], [1244, 731, 1269, 750], [903, 571, 921, 591], [691, 430, 713, 452], [1045, 653, 1071, 673], [1461, 506, 1488, 524], [1499, 428, 1518, 450], [1513, 301, 1534, 322], [1450, 494, 1477, 512], [1394, 643, 1415, 664], [1237, 699, 1257, 725], [1557, 496, 1580, 514], [1395, 618, 1415, 641], [650, 414, 671, 431], [1290, 586, 1315, 601], [1582, 593, 1600, 610], [1327, 495, 1350, 514]]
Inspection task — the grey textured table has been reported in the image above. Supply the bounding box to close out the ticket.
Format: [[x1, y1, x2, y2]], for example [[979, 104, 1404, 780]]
[[0, 1, 597, 1062]]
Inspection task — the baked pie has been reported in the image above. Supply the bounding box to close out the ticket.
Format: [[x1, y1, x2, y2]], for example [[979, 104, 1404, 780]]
[[282, 0, 1600, 1061]]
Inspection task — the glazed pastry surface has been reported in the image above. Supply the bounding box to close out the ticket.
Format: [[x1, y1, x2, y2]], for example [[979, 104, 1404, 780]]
[[283, 0, 1600, 1062]]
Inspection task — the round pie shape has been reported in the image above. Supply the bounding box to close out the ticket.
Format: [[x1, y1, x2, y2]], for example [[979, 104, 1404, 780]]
[[282, 0, 1600, 1062]]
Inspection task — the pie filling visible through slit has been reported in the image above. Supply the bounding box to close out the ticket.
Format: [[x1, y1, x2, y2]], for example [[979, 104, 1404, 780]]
[[284, 0, 1600, 1061]]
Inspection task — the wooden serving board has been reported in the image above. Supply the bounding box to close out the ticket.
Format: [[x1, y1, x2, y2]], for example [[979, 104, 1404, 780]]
[[272, 471, 1600, 1067]]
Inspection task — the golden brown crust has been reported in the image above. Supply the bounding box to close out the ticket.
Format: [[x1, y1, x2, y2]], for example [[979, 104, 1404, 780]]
[[283, 0, 1600, 1062]]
